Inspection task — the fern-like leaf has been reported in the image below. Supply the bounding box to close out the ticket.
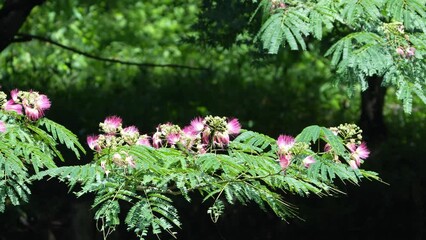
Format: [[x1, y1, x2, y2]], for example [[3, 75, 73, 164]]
[[308, 0, 340, 40], [125, 193, 181, 239], [256, 7, 310, 53], [339, 0, 383, 26], [385, 0, 426, 33], [40, 118, 86, 159]]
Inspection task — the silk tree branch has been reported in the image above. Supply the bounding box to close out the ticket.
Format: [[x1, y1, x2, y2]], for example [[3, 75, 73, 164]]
[[15, 33, 208, 71]]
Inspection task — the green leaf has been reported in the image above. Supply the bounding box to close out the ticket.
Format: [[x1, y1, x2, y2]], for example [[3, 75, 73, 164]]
[[40, 118, 86, 159], [295, 125, 321, 143]]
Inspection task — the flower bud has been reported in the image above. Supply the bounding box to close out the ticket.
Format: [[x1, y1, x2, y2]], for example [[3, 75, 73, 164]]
[[279, 2, 286, 9], [302, 156, 316, 168], [136, 134, 151, 147], [349, 160, 358, 169], [279, 154, 291, 169], [87, 135, 100, 151], [126, 155, 136, 168], [396, 47, 405, 57], [112, 153, 126, 166], [406, 47, 416, 58]]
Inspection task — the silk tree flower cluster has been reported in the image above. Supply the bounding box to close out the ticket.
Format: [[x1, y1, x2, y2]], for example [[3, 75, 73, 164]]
[[396, 46, 416, 59], [270, 0, 287, 12], [86, 116, 151, 173], [275, 123, 370, 171], [88, 115, 370, 175], [87, 115, 242, 173], [0, 89, 51, 121], [276, 135, 315, 170], [393, 23, 416, 59], [329, 123, 370, 169], [151, 115, 241, 152], [382, 22, 416, 60]]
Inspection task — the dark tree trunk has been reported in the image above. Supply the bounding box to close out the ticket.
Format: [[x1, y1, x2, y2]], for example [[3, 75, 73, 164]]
[[359, 75, 387, 143], [0, 0, 45, 52]]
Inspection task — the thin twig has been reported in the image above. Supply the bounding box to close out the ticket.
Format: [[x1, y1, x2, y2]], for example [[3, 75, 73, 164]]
[[14, 33, 209, 71]]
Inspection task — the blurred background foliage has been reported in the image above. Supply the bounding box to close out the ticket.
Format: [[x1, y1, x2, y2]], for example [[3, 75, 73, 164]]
[[0, 0, 425, 239]]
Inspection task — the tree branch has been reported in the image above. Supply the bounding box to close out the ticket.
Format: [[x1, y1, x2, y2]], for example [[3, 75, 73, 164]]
[[15, 33, 209, 71], [0, 0, 46, 52]]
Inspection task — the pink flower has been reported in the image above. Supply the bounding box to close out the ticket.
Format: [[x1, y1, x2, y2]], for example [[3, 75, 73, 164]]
[[4, 100, 22, 114], [190, 117, 204, 133], [396, 47, 405, 57], [24, 106, 42, 120], [279, 2, 286, 8], [121, 125, 140, 144], [87, 135, 100, 151], [0, 120, 6, 132], [136, 134, 151, 147], [21, 91, 51, 120], [152, 132, 162, 148], [215, 132, 230, 146], [302, 156, 316, 168], [101, 116, 122, 134], [182, 126, 197, 138], [122, 126, 139, 135], [406, 47, 416, 58], [202, 128, 211, 144], [166, 133, 181, 145], [279, 154, 291, 169], [349, 160, 358, 169], [324, 143, 331, 152], [197, 144, 207, 154], [10, 89, 20, 102], [347, 142, 370, 167], [180, 127, 199, 149], [36, 94, 51, 111], [227, 118, 241, 135], [277, 135, 295, 154], [105, 116, 122, 126]]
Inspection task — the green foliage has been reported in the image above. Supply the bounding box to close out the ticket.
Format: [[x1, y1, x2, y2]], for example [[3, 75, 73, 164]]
[[36, 116, 380, 239], [256, 5, 310, 53], [0, 90, 85, 212], [253, 0, 426, 112], [0, 0, 200, 91], [125, 193, 181, 239], [0, 1, 393, 237], [40, 118, 85, 159]]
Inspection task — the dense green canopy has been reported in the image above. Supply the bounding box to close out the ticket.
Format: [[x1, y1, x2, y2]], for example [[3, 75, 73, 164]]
[[0, 0, 426, 240]]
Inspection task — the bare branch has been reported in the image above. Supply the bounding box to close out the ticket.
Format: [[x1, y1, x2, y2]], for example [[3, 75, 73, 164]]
[[15, 33, 209, 71]]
